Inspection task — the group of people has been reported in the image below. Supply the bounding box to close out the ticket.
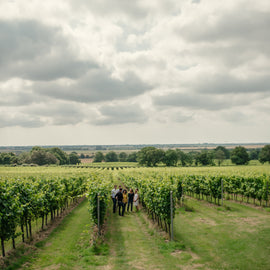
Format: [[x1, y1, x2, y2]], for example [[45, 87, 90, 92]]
[[111, 185, 139, 216]]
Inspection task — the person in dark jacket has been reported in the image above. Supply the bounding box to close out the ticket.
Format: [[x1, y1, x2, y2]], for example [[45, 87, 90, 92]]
[[115, 188, 123, 216], [127, 188, 134, 212]]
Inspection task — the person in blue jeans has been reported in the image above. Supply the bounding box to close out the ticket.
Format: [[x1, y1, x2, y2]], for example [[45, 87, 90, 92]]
[[111, 185, 118, 213], [127, 188, 134, 212]]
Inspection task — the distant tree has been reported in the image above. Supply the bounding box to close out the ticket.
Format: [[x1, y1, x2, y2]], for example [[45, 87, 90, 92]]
[[195, 150, 214, 166], [231, 146, 249, 165], [163, 149, 178, 166], [93, 152, 104, 163], [215, 146, 230, 159], [249, 149, 260, 160], [80, 153, 85, 159], [126, 152, 137, 162], [17, 152, 31, 165], [215, 149, 226, 166], [119, 152, 127, 162], [105, 151, 118, 162], [137, 147, 165, 167], [69, 152, 81, 164], [30, 150, 59, 165], [48, 147, 69, 165], [259, 145, 270, 164], [0, 152, 18, 165], [176, 150, 193, 166]]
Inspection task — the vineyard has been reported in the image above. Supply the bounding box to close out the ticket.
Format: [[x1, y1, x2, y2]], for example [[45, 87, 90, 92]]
[[1, 165, 270, 269]]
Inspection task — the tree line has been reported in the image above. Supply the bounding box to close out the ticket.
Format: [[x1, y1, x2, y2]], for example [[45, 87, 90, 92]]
[[0, 146, 81, 166], [92, 145, 270, 167]]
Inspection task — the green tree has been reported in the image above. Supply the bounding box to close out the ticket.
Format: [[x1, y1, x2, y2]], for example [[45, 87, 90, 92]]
[[249, 149, 260, 160], [163, 149, 178, 166], [231, 146, 249, 165], [48, 147, 69, 165], [259, 145, 270, 164], [119, 152, 127, 162], [126, 152, 137, 162], [69, 152, 81, 164], [176, 150, 193, 166], [30, 150, 59, 165], [137, 147, 165, 167], [105, 151, 118, 162], [195, 150, 214, 166], [214, 146, 230, 159], [93, 152, 104, 162], [215, 149, 226, 166]]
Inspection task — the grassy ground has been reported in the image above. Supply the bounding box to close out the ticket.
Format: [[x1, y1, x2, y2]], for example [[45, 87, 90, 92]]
[[175, 198, 270, 270], [4, 198, 270, 270]]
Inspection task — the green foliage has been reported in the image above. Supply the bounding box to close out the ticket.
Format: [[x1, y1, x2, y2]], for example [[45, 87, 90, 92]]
[[126, 152, 137, 162], [215, 149, 226, 166], [105, 151, 118, 162], [195, 150, 214, 166], [259, 145, 270, 164], [118, 152, 127, 162], [249, 149, 260, 160], [0, 152, 18, 165], [93, 152, 105, 163], [231, 146, 249, 165], [48, 147, 69, 165], [215, 146, 230, 159], [163, 149, 178, 166], [69, 152, 81, 164], [137, 147, 165, 166], [176, 150, 193, 166]]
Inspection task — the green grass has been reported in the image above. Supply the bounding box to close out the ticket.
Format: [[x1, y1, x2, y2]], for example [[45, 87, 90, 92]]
[[175, 198, 270, 269], [3, 196, 270, 270]]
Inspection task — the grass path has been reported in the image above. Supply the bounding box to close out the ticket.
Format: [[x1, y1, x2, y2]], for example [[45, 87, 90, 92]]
[[7, 197, 269, 270], [18, 199, 108, 270], [102, 209, 190, 270]]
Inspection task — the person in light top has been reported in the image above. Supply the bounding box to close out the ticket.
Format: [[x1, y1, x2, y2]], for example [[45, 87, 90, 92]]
[[134, 188, 139, 212], [111, 185, 118, 213]]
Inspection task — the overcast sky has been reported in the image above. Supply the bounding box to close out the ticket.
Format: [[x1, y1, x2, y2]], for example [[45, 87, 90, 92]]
[[0, 0, 270, 146]]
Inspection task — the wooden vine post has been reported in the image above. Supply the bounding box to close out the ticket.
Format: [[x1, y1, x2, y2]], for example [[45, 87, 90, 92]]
[[170, 190, 174, 241]]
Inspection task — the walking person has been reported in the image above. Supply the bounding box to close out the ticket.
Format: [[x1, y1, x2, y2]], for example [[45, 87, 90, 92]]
[[115, 188, 123, 216], [122, 190, 128, 216], [127, 188, 134, 212], [111, 185, 118, 213], [134, 188, 139, 212]]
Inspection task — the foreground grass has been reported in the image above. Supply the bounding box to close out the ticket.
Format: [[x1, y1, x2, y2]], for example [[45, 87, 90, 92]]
[[175, 198, 270, 269], [13, 199, 108, 270], [4, 197, 270, 270]]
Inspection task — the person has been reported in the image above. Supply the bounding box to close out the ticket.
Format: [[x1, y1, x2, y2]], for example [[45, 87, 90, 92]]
[[134, 188, 139, 212], [115, 188, 123, 216], [111, 185, 118, 213], [127, 188, 134, 212], [122, 189, 128, 216]]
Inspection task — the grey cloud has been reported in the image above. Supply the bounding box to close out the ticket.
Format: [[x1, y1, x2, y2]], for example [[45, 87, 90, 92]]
[[179, 11, 270, 45], [34, 70, 152, 103], [24, 103, 86, 126], [194, 75, 270, 94], [90, 104, 147, 125], [0, 20, 96, 81], [0, 114, 45, 128], [153, 92, 248, 111]]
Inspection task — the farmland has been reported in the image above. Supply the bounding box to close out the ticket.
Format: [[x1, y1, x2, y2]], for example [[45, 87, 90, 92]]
[[1, 165, 270, 269]]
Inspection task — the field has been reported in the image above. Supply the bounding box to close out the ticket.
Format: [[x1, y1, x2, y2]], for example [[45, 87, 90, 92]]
[[1, 165, 270, 269]]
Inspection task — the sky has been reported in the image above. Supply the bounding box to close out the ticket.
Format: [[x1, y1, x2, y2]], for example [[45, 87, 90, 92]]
[[0, 0, 270, 146]]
